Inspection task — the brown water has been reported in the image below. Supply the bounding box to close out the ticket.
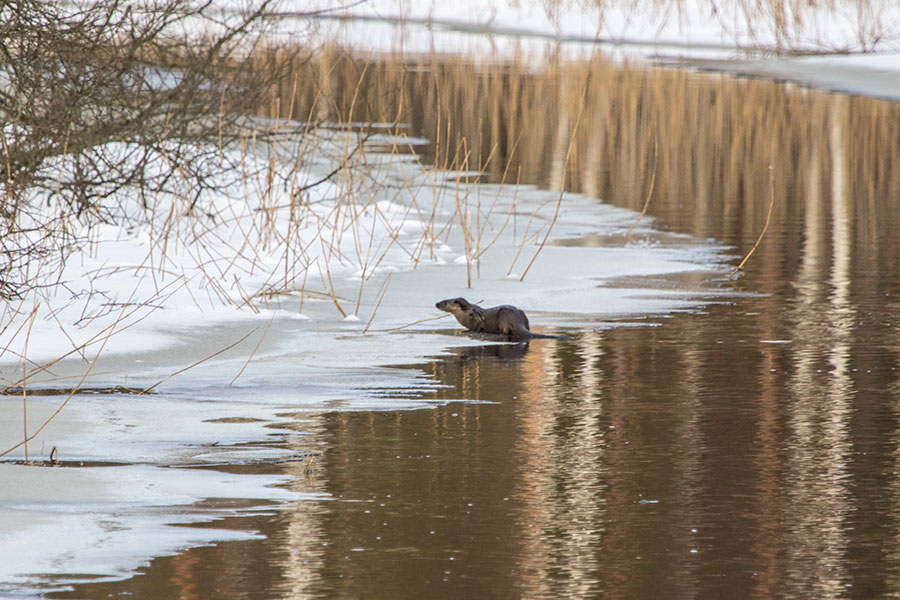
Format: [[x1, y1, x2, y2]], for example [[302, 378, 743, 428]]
[[52, 58, 900, 599]]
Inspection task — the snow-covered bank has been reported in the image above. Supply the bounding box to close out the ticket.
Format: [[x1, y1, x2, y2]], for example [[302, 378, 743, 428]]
[[0, 125, 725, 372], [16, 0, 898, 589], [291, 0, 900, 54], [0, 123, 736, 595]]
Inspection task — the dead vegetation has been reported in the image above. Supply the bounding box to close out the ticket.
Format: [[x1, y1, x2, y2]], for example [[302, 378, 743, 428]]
[[0, 0, 289, 299], [4, 12, 900, 458]]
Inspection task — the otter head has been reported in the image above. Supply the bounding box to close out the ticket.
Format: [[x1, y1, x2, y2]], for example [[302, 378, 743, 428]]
[[435, 297, 473, 314]]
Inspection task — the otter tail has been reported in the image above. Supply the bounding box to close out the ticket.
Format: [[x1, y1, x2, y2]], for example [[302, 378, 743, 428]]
[[510, 325, 568, 340], [525, 332, 569, 340]]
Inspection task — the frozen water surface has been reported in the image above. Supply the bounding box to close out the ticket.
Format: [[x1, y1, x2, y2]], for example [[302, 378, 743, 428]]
[[0, 130, 736, 594], [3, 1, 898, 595]]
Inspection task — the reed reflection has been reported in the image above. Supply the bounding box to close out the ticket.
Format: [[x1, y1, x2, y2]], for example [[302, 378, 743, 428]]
[[255, 51, 900, 598], [510, 332, 607, 598], [56, 50, 900, 599]]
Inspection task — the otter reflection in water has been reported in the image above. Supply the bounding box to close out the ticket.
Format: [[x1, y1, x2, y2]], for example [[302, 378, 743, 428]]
[[435, 297, 563, 340]]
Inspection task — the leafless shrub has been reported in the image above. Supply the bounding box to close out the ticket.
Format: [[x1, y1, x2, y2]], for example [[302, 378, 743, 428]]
[[0, 0, 287, 298]]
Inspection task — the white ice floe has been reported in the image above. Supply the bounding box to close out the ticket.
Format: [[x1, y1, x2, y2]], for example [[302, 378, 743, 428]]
[[2, 0, 890, 594], [7, 2, 889, 594], [2, 0, 798, 583], [0, 126, 737, 594], [0, 126, 730, 370], [0, 461, 317, 594]]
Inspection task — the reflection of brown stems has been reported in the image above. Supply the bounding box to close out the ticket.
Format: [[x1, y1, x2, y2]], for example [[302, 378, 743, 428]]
[[625, 134, 659, 239], [731, 166, 776, 278], [142, 329, 257, 394]]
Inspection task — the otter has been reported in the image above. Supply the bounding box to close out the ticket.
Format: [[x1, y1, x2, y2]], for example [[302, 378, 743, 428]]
[[435, 297, 562, 340]]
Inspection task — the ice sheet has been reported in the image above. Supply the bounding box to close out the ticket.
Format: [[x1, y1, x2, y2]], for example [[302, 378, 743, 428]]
[[0, 109, 735, 598]]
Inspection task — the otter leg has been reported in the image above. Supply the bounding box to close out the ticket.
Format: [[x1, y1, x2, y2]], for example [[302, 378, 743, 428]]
[[497, 307, 532, 339]]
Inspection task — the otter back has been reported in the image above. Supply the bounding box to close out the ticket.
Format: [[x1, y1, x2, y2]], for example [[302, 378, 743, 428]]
[[435, 297, 562, 340]]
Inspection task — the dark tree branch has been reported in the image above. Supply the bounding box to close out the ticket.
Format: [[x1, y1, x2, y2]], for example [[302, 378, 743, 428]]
[[0, 0, 291, 297]]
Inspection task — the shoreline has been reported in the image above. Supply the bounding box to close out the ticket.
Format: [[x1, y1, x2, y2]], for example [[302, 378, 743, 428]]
[[289, 5, 900, 103], [3, 2, 896, 591]]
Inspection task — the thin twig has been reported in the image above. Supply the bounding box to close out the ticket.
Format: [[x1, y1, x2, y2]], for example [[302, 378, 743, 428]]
[[229, 318, 272, 386], [22, 306, 39, 462], [0, 301, 133, 458], [625, 134, 659, 239], [362, 271, 393, 334], [730, 166, 776, 278], [141, 329, 258, 394], [366, 313, 452, 333], [519, 99, 587, 282]]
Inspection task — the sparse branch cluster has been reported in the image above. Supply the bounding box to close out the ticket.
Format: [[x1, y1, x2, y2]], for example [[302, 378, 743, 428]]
[[0, 0, 279, 298]]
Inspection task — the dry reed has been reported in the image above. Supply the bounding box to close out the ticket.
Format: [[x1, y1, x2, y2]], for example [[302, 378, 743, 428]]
[[6, 42, 900, 457]]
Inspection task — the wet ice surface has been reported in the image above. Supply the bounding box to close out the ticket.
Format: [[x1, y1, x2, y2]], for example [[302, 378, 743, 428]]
[[0, 134, 735, 596]]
